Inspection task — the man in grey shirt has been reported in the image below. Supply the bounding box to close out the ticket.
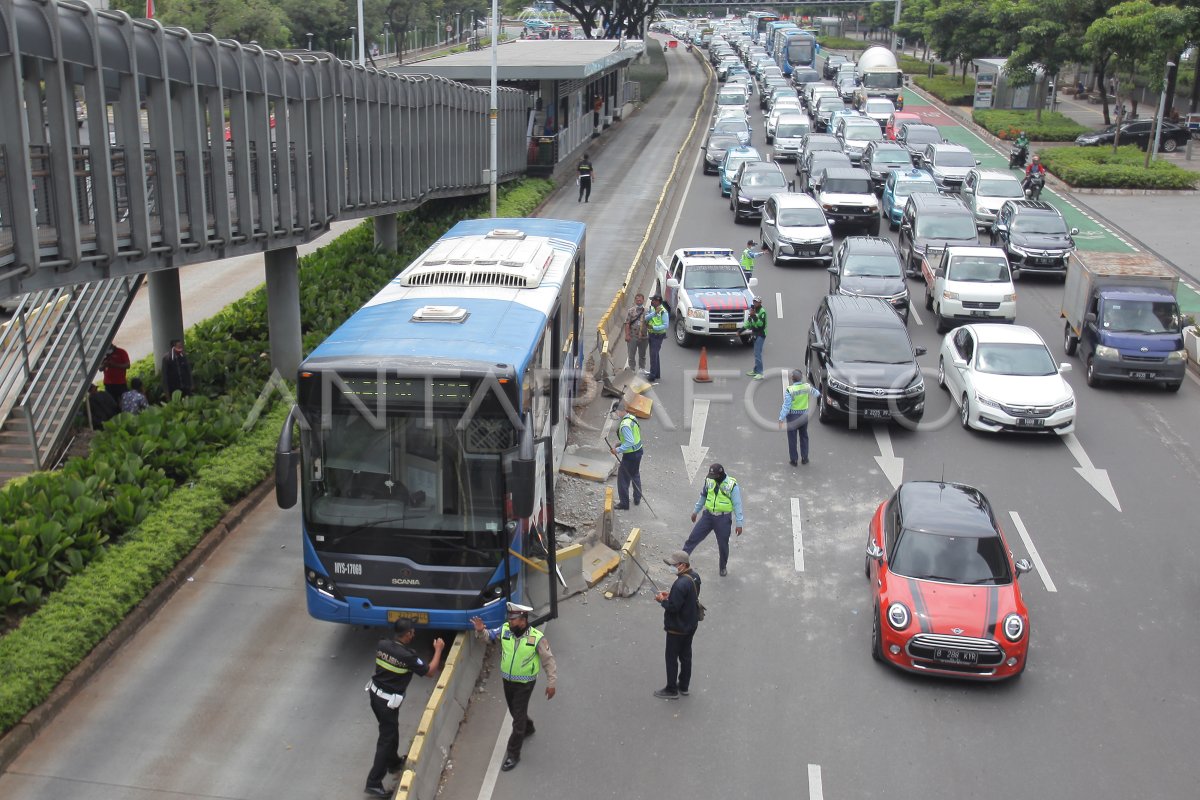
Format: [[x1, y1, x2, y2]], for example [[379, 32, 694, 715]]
[[624, 292, 650, 372]]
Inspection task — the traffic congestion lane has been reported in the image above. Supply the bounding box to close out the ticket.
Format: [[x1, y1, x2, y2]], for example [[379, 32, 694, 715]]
[[480, 68, 1200, 800]]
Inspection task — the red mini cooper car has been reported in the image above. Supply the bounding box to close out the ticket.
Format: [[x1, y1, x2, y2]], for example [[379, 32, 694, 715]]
[[866, 481, 1034, 680]]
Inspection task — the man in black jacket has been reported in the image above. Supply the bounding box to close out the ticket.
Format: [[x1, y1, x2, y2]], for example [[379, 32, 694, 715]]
[[162, 339, 193, 398], [653, 550, 701, 699]]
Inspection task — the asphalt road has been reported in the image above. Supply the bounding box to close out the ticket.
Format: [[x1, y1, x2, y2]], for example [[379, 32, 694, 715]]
[[442, 58, 1200, 800], [4, 46, 1200, 800]]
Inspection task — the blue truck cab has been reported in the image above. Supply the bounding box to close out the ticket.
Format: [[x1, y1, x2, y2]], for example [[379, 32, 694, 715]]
[[1061, 252, 1186, 391]]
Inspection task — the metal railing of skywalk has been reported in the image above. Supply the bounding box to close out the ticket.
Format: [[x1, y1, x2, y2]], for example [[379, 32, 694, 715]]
[[0, 0, 533, 300]]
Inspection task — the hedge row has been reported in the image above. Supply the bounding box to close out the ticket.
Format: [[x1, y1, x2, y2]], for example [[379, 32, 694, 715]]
[[912, 74, 975, 105], [1038, 146, 1199, 189], [817, 36, 870, 52], [972, 110, 1089, 142], [899, 55, 947, 76], [0, 177, 556, 735]]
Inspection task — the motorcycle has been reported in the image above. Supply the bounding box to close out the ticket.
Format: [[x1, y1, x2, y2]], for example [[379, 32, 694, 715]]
[[1024, 171, 1045, 201], [1009, 144, 1028, 169]]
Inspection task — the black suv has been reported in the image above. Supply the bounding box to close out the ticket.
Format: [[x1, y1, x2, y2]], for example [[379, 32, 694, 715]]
[[897, 192, 978, 275], [822, 54, 848, 80], [731, 161, 790, 222], [806, 295, 926, 425], [895, 122, 943, 164], [989, 200, 1078, 280], [827, 237, 910, 323]]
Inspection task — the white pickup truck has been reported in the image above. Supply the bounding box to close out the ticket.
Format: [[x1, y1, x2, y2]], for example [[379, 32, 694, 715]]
[[654, 248, 759, 347], [920, 245, 1017, 333]]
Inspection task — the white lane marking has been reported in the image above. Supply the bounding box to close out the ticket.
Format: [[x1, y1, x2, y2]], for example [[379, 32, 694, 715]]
[[476, 708, 512, 800], [1008, 511, 1057, 593], [808, 764, 824, 800], [910, 306, 923, 327], [791, 497, 805, 572], [665, 145, 704, 253], [776, 291, 784, 319]]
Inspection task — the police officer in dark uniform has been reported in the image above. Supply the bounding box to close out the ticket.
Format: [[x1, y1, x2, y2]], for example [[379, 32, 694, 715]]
[[363, 621, 445, 797], [577, 153, 594, 202]]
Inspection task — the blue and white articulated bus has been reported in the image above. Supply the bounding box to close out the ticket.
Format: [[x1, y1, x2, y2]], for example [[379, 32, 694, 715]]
[[275, 219, 586, 630], [779, 30, 817, 75]]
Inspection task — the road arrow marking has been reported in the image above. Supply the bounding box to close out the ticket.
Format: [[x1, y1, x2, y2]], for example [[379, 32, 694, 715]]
[[808, 764, 824, 800], [776, 291, 784, 319], [680, 398, 710, 483], [1008, 511, 1057, 593], [1058, 432, 1121, 512], [872, 424, 904, 489], [791, 497, 805, 572]]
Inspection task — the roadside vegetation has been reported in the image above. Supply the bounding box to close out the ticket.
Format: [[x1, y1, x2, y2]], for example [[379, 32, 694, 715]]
[[0, 178, 555, 736], [973, 110, 1090, 141], [913, 74, 976, 105], [1039, 145, 1199, 189], [629, 40, 669, 102]]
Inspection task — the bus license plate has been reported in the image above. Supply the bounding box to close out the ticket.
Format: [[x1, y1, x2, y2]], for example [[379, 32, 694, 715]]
[[718, 323, 738, 330], [1129, 371, 1156, 380], [388, 611, 430, 625]]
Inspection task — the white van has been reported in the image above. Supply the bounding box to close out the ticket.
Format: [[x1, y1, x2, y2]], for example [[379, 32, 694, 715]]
[[759, 192, 835, 266]]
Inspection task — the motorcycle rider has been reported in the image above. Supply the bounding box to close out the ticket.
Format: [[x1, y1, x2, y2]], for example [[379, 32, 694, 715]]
[[1009, 130, 1030, 168], [1023, 154, 1046, 198]]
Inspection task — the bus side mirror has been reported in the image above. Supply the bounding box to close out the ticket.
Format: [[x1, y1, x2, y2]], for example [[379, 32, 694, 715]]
[[275, 408, 300, 509], [508, 413, 537, 520]]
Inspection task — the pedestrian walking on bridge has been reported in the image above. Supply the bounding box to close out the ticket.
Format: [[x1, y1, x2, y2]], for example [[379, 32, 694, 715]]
[[682, 463, 744, 577]]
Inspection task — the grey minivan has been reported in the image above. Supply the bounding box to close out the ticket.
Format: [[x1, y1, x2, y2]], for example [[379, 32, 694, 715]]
[[897, 193, 979, 275]]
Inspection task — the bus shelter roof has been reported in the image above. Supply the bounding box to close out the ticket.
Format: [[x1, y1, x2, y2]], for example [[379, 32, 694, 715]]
[[392, 40, 642, 81]]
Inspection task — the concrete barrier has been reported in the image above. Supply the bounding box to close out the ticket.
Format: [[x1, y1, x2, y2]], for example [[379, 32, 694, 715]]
[[396, 630, 483, 800]]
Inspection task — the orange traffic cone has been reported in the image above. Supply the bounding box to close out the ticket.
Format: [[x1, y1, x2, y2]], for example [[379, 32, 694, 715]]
[[693, 347, 713, 383]]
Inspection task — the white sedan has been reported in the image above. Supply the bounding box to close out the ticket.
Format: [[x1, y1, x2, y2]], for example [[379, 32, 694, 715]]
[[938, 324, 1076, 433]]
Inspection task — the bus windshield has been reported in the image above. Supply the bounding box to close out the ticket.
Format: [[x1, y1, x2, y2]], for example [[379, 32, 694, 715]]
[[787, 40, 815, 66], [301, 380, 516, 562]]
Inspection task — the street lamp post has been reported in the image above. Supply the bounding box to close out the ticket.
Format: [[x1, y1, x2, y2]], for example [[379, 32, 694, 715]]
[[383, 22, 390, 58], [489, 0, 498, 217], [349, 26, 357, 62], [306, 32, 313, 51], [1151, 60, 1176, 162], [436, 16, 442, 47], [457, 11, 462, 44]]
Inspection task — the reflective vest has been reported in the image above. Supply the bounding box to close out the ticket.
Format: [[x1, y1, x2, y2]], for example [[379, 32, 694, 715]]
[[500, 624, 544, 682], [748, 307, 767, 336], [619, 414, 642, 452], [787, 381, 811, 412], [648, 306, 668, 334], [578, 161, 593, 180], [703, 476, 737, 514], [740, 248, 756, 270]]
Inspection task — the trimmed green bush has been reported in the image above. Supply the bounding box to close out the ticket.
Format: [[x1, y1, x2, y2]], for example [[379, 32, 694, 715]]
[[817, 37, 870, 52], [0, 177, 556, 735], [973, 110, 1089, 142], [899, 55, 947, 76], [913, 74, 975, 105], [1039, 145, 1199, 189]]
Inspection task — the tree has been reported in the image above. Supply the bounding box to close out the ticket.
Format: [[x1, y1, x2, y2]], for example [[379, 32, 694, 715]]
[[926, 0, 1007, 81], [551, 0, 660, 39], [158, 0, 293, 47], [1000, 0, 1089, 123], [893, 0, 936, 60]]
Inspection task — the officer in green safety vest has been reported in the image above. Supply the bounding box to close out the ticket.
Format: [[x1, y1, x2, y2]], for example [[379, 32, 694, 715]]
[[682, 463, 745, 577], [646, 294, 669, 382], [363, 620, 446, 797], [608, 399, 643, 509], [740, 239, 762, 278], [778, 368, 816, 466], [472, 602, 558, 772]]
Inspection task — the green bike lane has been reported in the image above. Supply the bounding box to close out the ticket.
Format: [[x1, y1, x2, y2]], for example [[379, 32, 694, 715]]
[[901, 90, 1200, 316]]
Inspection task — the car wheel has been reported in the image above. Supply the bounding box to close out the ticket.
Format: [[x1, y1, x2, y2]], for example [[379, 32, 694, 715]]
[[960, 392, 971, 430], [888, 216, 898, 231], [1063, 321, 1078, 356], [1085, 355, 1101, 387], [867, 219, 881, 237], [937, 356, 946, 388], [871, 606, 884, 662], [935, 306, 951, 334], [1163, 137, 1179, 153], [674, 313, 694, 348], [817, 386, 834, 424], [924, 285, 933, 311], [1165, 380, 1183, 393]]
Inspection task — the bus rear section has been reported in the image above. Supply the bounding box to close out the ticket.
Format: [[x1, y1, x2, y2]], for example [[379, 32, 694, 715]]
[[277, 220, 586, 630]]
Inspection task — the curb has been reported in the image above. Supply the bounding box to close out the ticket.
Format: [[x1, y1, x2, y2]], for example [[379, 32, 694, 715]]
[[0, 475, 276, 774]]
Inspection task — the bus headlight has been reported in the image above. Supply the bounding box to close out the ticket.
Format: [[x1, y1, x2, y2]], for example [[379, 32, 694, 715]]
[[306, 569, 345, 601]]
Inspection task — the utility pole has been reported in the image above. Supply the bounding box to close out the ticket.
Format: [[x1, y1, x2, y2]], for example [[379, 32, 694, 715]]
[[489, 0, 498, 217]]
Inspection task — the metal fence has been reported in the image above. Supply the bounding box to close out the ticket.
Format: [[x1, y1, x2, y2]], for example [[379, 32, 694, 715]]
[[0, 0, 534, 300]]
